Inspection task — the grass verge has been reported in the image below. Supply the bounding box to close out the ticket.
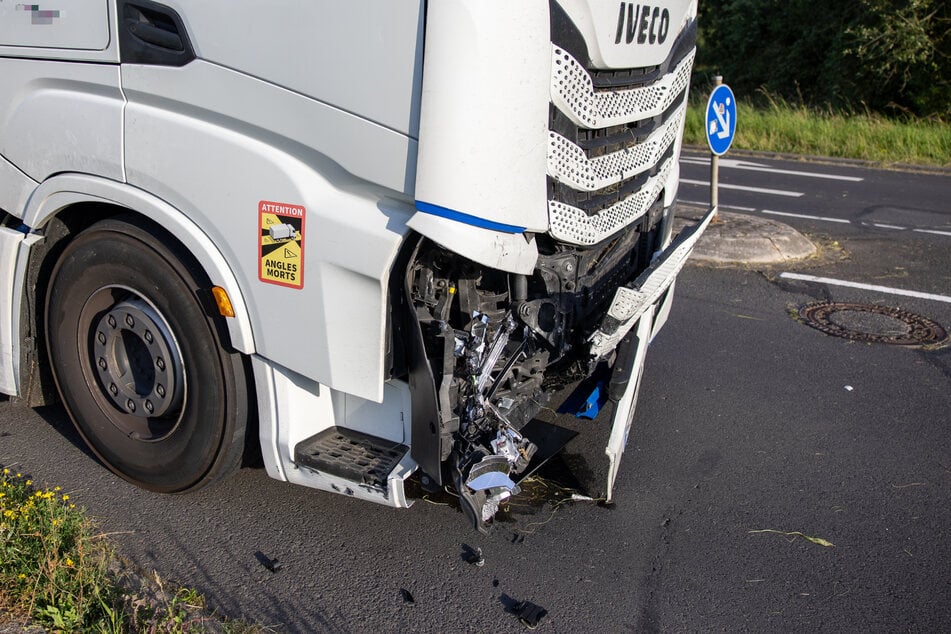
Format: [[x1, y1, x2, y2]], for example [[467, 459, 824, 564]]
[[684, 96, 951, 168], [0, 467, 257, 632]]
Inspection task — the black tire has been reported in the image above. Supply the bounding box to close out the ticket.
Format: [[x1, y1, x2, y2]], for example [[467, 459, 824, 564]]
[[45, 216, 249, 492]]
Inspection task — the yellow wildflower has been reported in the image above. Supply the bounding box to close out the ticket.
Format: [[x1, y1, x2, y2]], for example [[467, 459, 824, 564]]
[[18, 573, 26, 580], [2, 468, 9, 475], [62, 495, 69, 501], [54, 486, 61, 491], [65, 557, 74, 567], [24, 480, 31, 486]]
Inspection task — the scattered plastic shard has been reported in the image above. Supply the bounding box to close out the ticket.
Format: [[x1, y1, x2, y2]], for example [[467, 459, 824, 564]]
[[576, 381, 606, 419], [468, 471, 516, 492], [491, 428, 522, 465], [254, 551, 282, 573], [467, 454, 510, 483], [844, 385, 854, 391], [514, 601, 548, 629], [481, 493, 502, 522], [399, 588, 415, 604], [462, 545, 485, 567]]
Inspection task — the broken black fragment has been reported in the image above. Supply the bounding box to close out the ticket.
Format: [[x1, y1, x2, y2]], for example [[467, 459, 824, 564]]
[[399, 588, 415, 605], [461, 544, 485, 566], [254, 551, 282, 573], [514, 601, 548, 629]]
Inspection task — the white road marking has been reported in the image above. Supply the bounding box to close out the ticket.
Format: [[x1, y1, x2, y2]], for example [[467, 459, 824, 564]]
[[680, 179, 804, 197], [679, 197, 951, 238], [680, 157, 863, 182], [761, 210, 850, 223], [913, 228, 951, 237], [779, 273, 951, 305], [680, 199, 756, 212]]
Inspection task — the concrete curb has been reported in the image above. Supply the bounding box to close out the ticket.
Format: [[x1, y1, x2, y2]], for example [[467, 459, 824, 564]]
[[674, 206, 817, 266]]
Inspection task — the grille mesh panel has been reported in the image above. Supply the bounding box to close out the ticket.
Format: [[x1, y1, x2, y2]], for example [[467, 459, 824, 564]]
[[546, 27, 696, 246], [548, 101, 685, 192], [549, 156, 674, 245], [550, 47, 694, 130]]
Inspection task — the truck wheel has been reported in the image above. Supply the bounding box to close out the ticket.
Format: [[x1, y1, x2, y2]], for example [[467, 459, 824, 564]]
[[45, 216, 248, 492]]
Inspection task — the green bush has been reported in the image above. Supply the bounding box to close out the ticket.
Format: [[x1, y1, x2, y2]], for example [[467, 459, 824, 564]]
[[695, 0, 950, 119]]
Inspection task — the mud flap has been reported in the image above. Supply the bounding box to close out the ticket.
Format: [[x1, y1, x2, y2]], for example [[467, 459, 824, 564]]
[[604, 304, 654, 503]]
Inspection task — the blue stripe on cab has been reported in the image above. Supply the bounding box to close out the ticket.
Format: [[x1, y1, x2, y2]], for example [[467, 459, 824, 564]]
[[414, 201, 526, 234]]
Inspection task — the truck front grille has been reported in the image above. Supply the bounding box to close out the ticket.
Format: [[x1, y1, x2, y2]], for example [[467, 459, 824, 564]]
[[546, 22, 696, 246]]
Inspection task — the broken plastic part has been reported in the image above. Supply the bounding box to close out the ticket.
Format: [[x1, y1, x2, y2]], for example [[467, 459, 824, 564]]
[[254, 551, 282, 573], [476, 315, 515, 392], [467, 471, 516, 491], [514, 601, 548, 629]]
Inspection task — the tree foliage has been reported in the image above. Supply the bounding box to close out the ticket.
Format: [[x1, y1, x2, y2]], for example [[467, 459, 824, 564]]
[[696, 0, 950, 118]]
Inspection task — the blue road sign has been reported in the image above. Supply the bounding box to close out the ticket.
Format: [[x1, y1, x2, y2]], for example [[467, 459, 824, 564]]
[[705, 84, 736, 156]]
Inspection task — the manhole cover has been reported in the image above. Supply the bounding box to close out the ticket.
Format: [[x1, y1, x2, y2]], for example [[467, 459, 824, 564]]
[[797, 301, 948, 347]]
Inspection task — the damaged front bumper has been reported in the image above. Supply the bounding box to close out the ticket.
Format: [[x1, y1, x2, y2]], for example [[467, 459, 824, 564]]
[[600, 205, 717, 501], [404, 205, 717, 532]]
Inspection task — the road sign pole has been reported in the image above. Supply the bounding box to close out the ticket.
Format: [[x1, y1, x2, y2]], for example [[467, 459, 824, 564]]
[[710, 75, 722, 220]]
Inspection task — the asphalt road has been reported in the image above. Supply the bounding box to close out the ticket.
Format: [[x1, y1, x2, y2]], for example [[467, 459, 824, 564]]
[[2, 154, 950, 632]]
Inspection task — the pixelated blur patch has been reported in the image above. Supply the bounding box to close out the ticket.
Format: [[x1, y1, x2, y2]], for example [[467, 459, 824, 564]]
[[16, 4, 62, 24]]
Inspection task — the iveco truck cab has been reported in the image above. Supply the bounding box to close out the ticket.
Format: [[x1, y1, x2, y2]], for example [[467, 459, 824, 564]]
[[0, 1, 712, 531]]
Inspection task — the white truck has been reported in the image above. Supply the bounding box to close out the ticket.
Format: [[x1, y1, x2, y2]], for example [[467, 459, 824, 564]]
[[0, 0, 712, 531]]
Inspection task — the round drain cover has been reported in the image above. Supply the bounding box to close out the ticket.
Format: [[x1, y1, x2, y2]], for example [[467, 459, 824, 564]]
[[797, 301, 948, 347]]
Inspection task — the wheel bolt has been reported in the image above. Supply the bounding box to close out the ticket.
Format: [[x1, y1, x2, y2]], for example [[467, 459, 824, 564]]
[[157, 384, 165, 397], [97, 332, 106, 345], [126, 399, 136, 412], [144, 330, 153, 344], [98, 357, 107, 370], [108, 315, 117, 328], [109, 383, 118, 395], [125, 314, 135, 327], [156, 357, 165, 371], [145, 400, 154, 413]]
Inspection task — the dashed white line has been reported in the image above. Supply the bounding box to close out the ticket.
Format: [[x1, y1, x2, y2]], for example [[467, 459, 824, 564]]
[[761, 210, 850, 224], [681, 199, 756, 212], [913, 228, 951, 237], [680, 157, 864, 182], [779, 273, 951, 305], [680, 179, 804, 198], [679, 200, 951, 238]]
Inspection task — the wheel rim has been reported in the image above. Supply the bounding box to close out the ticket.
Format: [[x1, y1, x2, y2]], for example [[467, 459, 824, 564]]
[[80, 286, 186, 441]]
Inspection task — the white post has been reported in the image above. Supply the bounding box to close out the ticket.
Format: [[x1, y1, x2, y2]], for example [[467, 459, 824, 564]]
[[710, 75, 722, 221]]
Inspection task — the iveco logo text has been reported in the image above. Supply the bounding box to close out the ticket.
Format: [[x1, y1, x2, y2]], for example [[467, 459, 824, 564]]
[[614, 3, 670, 45]]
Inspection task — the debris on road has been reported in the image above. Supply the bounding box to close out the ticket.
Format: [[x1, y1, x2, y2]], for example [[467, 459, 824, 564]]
[[461, 544, 485, 566], [254, 551, 282, 573], [513, 600, 548, 629], [748, 529, 835, 547]]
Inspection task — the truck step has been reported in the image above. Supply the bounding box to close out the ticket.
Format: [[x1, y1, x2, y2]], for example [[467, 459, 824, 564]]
[[294, 428, 408, 489]]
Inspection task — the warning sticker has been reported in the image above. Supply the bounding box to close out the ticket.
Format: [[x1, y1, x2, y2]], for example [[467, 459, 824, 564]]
[[259, 200, 305, 289]]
